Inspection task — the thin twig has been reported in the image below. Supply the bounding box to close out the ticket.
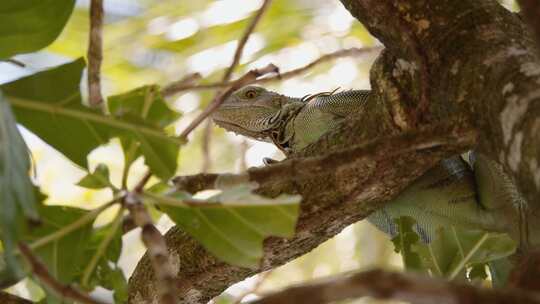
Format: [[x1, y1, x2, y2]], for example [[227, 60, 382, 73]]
[[201, 0, 273, 172], [1, 59, 26, 68], [201, 119, 213, 172], [179, 63, 278, 141], [124, 193, 178, 304], [18, 244, 108, 304], [87, 0, 104, 106], [223, 0, 273, 81], [81, 206, 125, 288], [233, 271, 272, 304], [161, 47, 381, 95], [239, 139, 249, 172], [133, 171, 152, 193], [246, 269, 540, 304], [28, 199, 118, 251], [161, 72, 202, 97]]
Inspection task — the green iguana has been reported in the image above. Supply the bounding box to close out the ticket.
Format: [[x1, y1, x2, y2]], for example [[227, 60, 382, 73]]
[[212, 85, 527, 247]]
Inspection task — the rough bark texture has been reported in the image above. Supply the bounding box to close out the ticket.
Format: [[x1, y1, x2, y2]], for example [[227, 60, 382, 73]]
[[128, 0, 540, 303], [339, 0, 540, 221], [248, 269, 540, 304]]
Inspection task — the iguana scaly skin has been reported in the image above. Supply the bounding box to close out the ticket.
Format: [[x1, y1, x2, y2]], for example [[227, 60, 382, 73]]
[[212, 86, 525, 244]]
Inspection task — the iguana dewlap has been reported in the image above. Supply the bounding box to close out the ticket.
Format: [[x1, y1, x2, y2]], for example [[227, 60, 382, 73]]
[[212, 86, 523, 243]]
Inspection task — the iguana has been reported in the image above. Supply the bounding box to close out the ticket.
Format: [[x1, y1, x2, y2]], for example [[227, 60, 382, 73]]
[[212, 85, 528, 278]]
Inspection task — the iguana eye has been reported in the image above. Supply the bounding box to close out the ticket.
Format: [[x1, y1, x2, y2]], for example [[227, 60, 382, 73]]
[[244, 90, 258, 99]]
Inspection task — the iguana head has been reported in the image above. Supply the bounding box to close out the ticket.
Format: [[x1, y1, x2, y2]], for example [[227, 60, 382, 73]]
[[212, 85, 291, 141]]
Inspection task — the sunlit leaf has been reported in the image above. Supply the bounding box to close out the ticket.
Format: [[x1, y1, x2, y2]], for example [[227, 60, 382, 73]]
[[77, 164, 112, 189], [414, 226, 516, 279], [1, 60, 183, 179], [23, 205, 93, 284], [108, 85, 181, 180], [0, 92, 38, 278], [149, 185, 301, 268], [0, 0, 76, 59]]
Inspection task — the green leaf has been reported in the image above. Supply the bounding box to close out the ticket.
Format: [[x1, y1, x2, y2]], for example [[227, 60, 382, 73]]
[[0, 0, 76, 59], [414, 226, 516, 279], [2, 60, 183, 179], [488, 258, 513, 287], [108, 85, 181, 180], [391, 216, 424, 271], [109, 267, 128, 304], [23, 204, 94, 284], [2, 58, 100, 167], [150, 185, 301, 268], [469, 263, 488, 281], [77, 164, 112, 189], [0, 92, 38, 277]]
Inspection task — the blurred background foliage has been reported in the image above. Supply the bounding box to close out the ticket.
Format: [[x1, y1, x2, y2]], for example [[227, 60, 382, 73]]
[[0, 0, 517, 302]]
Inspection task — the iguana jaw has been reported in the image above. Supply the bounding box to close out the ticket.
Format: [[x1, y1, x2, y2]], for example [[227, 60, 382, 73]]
[[212, 117, 272, 141]]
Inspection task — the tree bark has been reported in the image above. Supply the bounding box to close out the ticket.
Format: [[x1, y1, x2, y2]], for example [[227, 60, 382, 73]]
[[128, 0, 540, 303]]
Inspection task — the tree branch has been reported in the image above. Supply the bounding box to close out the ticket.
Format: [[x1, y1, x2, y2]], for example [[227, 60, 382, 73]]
[[178, 63, 278, 140], [87, 0, 104, 106], [18, 244, 108, 304], [248, 269, 540, 304], [201, 0, 272, 172], [129, 118, 478, 303], [338, 0, 540, 228], [129, 1, 540, 302], [1, 59, 25, 68], [124, 192, 178, 304], [516, 0, 540, 51], [161, 73, 202, 97], [160, 47, 381, 95]]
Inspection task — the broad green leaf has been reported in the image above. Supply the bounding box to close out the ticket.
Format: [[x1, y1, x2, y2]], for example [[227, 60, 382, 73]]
[[77, 164, 112, 189], [108, 85, 181, 179], [0, 92, 38, 277], [23, 204, 93, 284], [0, 0, 76, 59], [2, 60, 183, 179], [391, 216, 423, 271], [414, 226, 516, 279], [2, 59, 102, 167], [150, 185, 301, 268], [81, 219, 124, 292]]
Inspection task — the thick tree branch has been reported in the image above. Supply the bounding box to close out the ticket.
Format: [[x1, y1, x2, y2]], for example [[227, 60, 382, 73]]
[[338, 0, 540, 225], [248, 269, 540, 304], [124, 193, 178, 304], [128, 118, 478, 303], [129, 0, 540, 302], [516, 0, 540, 51]]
